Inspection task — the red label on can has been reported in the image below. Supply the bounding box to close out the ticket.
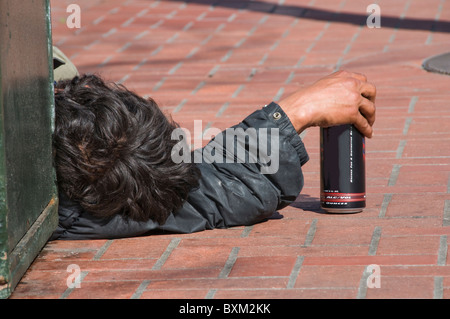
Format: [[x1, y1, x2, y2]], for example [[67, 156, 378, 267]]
[[321, 192, 366, 203]]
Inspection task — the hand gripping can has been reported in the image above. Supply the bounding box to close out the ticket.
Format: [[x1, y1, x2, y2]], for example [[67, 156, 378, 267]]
[[320, 124, 366, 213]]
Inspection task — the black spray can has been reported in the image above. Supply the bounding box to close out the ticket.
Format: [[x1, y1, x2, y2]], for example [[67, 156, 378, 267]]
[[320, 124, 366, 213]]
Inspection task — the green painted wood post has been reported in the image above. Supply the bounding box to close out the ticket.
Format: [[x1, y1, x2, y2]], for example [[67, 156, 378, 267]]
[[0, 0, 58, 298]]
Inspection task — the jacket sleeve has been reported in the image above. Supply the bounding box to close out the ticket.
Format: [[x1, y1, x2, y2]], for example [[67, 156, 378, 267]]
[[159, 101, 309, 233], [52, 102, 309, 240]]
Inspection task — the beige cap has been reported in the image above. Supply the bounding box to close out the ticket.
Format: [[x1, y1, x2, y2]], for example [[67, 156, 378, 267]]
[[53, 46, 79, 81]]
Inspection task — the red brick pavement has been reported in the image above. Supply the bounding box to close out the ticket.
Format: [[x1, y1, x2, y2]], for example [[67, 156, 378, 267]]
[[10, 0, 450, 299]]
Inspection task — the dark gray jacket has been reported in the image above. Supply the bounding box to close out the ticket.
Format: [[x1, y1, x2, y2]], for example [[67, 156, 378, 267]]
[[51, 102, 309, 240]]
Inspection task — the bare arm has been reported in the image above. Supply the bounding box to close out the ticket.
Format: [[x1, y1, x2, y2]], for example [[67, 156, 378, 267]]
[[278, 70, 376, 138]]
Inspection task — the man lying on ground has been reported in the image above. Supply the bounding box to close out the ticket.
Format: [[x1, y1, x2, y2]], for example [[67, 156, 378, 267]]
[[50, 69, 376, 240]]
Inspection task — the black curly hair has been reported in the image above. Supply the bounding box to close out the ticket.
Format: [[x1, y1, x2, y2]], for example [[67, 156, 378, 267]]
[[53, 74, 200, 224]]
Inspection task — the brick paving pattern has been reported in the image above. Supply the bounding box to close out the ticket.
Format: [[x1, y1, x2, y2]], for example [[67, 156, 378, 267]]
[[10, 0, 450, 299]]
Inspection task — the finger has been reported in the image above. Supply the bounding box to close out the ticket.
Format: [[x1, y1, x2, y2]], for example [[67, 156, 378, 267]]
[[359, 96, 376, 126], [334, 70, 368, 82], [353, 112, 373, 138], [349, 72, 368, 83], [360, 81, 377, 103]]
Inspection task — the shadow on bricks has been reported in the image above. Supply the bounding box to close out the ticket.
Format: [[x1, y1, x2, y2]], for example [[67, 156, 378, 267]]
[[168, 0, 450, 32]]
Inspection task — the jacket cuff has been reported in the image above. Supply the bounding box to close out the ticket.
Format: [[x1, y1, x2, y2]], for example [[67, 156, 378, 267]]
[[262, 101, 309, 166]]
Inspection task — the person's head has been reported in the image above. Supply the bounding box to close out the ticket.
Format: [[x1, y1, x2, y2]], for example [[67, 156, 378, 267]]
[[53, 74, 200, 224]]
